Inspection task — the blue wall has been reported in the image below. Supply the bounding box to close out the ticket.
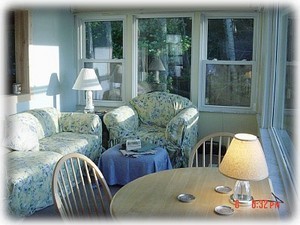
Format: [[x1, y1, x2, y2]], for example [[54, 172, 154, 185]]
[[15, 9, 77, 113]]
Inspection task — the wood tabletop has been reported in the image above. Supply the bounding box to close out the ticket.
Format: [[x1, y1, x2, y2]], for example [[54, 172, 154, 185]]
[[110, 167, 279, 219]]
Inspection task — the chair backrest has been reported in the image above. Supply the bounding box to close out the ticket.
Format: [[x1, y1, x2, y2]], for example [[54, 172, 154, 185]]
[[189, 132, 235, 167], [52, 153, 112, 219], [129, 91, 194, 127]]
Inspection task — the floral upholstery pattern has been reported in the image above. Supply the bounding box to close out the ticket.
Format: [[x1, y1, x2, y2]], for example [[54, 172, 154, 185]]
[[4, 113, 40, 152], [4, 107, 102, 217], [6, 151, 62, 217], [59, 112, 102, 135], [104, 92, 199, 168], [27, 108, 60, 139], [103, 105, 139, 140], [39, 132, 100, 161]]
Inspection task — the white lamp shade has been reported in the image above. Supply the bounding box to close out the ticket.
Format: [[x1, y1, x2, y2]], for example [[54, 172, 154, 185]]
[[219, 133, 269, 181], [72, 68, 102, 91]]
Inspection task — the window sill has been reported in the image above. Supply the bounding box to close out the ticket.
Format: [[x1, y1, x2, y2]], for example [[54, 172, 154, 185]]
[[5, 93, 31, 103], [199, 105, 257, 114]]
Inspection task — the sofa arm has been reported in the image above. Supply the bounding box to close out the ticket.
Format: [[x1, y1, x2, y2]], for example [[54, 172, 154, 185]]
[[103, 105, 139, 140], [59, 112, 102, 136], [166, 107, 199, 146]]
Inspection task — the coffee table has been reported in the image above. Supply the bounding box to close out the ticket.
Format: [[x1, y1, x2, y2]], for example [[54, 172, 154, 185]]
[[98, 144, 172, 185]]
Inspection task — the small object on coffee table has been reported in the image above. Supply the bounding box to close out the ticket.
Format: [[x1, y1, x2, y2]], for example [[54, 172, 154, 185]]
[[214, 205, 234, 216], [177, 193, 195, 203], [214, 185, 232, 194]]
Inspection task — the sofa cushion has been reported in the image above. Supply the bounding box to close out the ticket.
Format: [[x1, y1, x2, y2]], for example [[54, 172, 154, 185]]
[[28, 107, 60, 139], [4, 112, 40, 151], [129, 92, 193, 127], [6, 151, 63, 216], [39, 132, 101, 161], [59, 112, 101, 135]]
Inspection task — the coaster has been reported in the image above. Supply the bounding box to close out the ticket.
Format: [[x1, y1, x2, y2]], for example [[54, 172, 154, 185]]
[[214, 185, 232, 194], [214, 205, 234, 216], [177, 193, 195, 203]]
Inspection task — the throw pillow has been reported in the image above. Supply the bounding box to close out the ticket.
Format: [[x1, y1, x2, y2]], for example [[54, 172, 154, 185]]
[[4, 113, 39, 151]]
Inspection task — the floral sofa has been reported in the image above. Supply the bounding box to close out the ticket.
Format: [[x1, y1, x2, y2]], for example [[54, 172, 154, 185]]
[[4, 107, 102, 217], [103, 92, 199, 168]]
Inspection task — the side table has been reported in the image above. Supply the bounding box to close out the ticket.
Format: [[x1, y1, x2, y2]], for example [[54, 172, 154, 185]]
[[98, 144, 173, 185]]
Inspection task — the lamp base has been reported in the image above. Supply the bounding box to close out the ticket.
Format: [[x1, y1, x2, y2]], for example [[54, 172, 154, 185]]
[[229, 194, 253, 206], [84, 108, 94, 113], [230, 180, 253, 206], [84, 90, 95, 113], [154, 71, 160, 83]]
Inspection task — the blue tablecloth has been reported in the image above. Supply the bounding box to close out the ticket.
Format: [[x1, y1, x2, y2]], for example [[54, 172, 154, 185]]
[[98, 144, 172, 185]]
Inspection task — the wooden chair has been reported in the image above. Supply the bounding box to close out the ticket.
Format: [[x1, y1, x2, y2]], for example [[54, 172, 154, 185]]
[[52, 153, 112, 219], [189, 132, 235, 167]]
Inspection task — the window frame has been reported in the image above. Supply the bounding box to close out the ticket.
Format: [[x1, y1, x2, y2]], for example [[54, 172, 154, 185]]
[[270, 7, 296, 184], [199, 12, 260, 114], [76, 14, 126, 107], [10, 10, 30, 95], [259, 7, 296, 213]]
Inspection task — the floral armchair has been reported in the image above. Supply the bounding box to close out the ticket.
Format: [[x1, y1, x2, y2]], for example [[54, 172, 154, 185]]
[[103, 92, 199, 168]]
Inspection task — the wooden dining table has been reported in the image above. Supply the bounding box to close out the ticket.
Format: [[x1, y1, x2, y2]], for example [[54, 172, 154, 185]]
[[110, 167, 279, 219]]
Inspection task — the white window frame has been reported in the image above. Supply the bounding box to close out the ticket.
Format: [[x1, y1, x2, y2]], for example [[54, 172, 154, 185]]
[[259, 7, 296, 214], [76, 14, 126, 107], [199, 12, 260, 114], [270, 7, 296, 186]]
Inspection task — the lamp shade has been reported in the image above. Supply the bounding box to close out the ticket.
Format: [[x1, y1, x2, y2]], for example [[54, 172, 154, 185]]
[[72, 68, 102, 91], [219, 133, 269, 181], [149, 57, 166, 71]]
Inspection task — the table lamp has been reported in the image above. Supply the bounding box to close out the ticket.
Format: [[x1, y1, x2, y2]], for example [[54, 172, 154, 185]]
[[149, 57, 165, 83], [219, 133, 269, 205], [73, 68, 102, 113], [111, 64, 122, 84]]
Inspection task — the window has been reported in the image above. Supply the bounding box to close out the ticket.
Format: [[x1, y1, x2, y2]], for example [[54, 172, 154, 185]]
[[136, 16, 192, 99], [77, 16, 124, 106], [200, 15, 258, 112], [272, 8, 295, 177]]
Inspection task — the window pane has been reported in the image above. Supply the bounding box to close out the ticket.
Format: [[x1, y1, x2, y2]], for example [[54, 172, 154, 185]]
[[272, 9, 295, 180], [84, 62, 122, 101], [207, 19, 254, 61], [283, 16, 295, 148], [85, 21, 123, 59], [205, 64, 252, 106], [137, 17, 192, 99]]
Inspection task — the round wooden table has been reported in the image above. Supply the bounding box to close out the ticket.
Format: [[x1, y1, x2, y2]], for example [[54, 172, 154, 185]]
[[110, 167, 279, 219]]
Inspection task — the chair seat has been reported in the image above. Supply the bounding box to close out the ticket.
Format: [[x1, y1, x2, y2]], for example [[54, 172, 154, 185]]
[[119, 124, 167, 146]]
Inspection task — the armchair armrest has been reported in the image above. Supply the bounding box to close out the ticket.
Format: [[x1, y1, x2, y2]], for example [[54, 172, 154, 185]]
[[103, 106, 139, 140], [166, 107, 199, 146], [59, 112, 102, 136]]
